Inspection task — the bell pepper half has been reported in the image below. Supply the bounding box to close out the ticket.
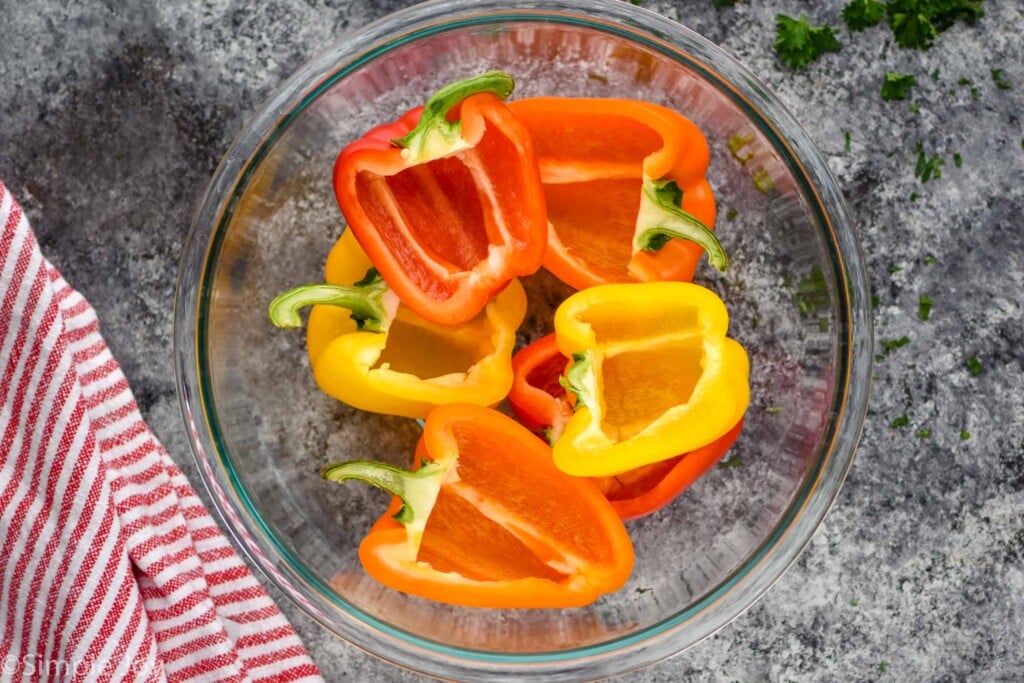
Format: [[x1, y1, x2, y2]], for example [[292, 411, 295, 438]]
[[551, 282, 750, 478], [333, 71, 548, 325], [509, 333, 744, 520], [507, 97, 726, 290], [268, 230, 526, 419], [321, 403, 635, 608]]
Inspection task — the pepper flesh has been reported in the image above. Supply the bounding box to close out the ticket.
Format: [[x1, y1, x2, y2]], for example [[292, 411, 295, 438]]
[[334, 72, 548, 325], [271, 229, 526, 419], [322, 404, 634, 608], [509, 333, 744, 519], [552, 281, 750, 477], [507, 97, 723, 290]]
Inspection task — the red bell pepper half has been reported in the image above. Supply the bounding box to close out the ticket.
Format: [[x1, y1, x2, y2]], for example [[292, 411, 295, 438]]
[[333, 71, 548, 325], [508, 333, 744, 520]]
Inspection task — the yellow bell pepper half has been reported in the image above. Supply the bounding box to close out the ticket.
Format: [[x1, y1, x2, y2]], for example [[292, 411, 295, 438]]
[[270, 230, 527, 419], [552, 281, 749, 477]]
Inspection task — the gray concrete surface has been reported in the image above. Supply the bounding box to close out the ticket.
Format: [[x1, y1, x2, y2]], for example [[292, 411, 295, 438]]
[[1, 0, 1022, 680]]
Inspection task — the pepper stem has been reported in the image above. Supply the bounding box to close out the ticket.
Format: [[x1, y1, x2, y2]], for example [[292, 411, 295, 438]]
[[322, 460, 447, 542], [634, 179, 729, 272], [559, 351, 598, 412], [393, 71, 515, 162], [268, 268, 397, 333]]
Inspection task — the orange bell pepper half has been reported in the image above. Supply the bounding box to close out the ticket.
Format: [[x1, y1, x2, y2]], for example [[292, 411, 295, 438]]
[[508, 334, 743, 521], [321, 403, 634, 608], [333, 72, 548, 325], [507, 97, 726, 290]]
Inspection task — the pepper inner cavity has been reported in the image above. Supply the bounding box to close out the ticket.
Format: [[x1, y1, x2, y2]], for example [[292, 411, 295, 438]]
[[374, 154, 491, 271], [599, 338, 704, 441], [372, 309, 493, 378]]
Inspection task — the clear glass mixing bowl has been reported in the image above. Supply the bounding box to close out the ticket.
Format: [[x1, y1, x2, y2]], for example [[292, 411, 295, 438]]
[[174, 0, 872, 679]]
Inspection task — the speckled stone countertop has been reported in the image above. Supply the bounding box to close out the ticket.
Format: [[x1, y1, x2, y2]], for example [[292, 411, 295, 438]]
[[2, 0, 1022, 680]]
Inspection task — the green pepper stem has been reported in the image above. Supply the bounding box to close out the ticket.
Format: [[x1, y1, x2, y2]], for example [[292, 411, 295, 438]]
[[393, 71, 515, 162], [559, 351, 597, 412], [634, 179, 729, 272], [268, 268, 397, 333], [321, 460, 447, 527]]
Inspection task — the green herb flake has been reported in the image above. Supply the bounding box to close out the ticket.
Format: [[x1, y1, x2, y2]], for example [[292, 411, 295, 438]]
[[728, 133, 755, 164], [774, 14, 842, 69], [882, 71, 917, 101], [953, 152, 963, 168], [752, 314, 761, 328], [965, 355, 984, 376], [712, 0, 739, 6], [914, 148, 945, 183], [889, 264, 903, 273], [886, 0, 982, 49], [844, 129, 852, 153], [910, 191, 920, 202], [909, 101, 920, 114], [752, 167, 776, 193], [924, 254, 936, 264], [718, 455, 744, 469], [881, 336, 910, 353], [931, 68, 940, 81], [726, 207, 739, 221], [891, 414, 909, 428], [765, 405, 783, 414], [991, 68, 1012, 90], [957, 77, 973, 86], [970, 87, 980, 100], [918, 294, 932, 320], [960, 429, 971, 440], [916, 428, 931, 438], [879, 661, 890, 673], [842, 0, 886, 30], [871, 294, 881, 308], [850, 598, 860, 607]]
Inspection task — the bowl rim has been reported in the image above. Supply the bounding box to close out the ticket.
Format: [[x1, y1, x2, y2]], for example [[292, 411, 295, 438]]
[[173, 0, 873, 679]]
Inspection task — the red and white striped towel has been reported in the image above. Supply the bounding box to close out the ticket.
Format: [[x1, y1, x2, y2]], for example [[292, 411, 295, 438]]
[[0, 181, 323, 682]]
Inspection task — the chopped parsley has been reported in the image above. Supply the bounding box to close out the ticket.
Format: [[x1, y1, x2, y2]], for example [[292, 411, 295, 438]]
[[953, 152, 963, 168], [931, 68, 940, 80], [726, 207, 739, 221], [886, 0, 985, 50], [871, 294, 881, 308], [882, 71, 916, 100], [957, 77, 972, 86], [916, 428, 931, 438], [774, 14, 842, 69], [729, 133, 755, 164], [752, 167, 775, 193], [991, 68, 1012, 90], [850, 598, 860, 607], [965, 355, 984, 376], [960, 429, 971, 440], [914, 145, 945, 182], [842, 0, 886, 30], [918, 294, 932, 320], [923, 254, 936, 264], [880, 336, 910, 354], [970, 86, 980, 99], [718, 455, 744, 469], [845, 130, 852, 153], [889, 263, 903, 273], [891, 414, 909, 428], [879, 661, 890, 673]]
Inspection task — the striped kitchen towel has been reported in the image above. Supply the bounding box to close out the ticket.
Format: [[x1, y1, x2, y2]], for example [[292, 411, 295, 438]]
[[0, 180, 323, 682]]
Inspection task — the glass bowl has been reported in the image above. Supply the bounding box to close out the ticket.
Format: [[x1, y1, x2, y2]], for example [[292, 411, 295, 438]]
[[173, 0, 872, 679]]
